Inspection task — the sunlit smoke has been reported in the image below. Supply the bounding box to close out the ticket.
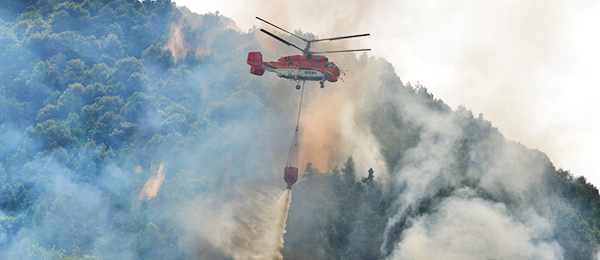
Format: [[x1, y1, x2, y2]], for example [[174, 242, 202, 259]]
[[165, 24, 187, 59], [297, 53, 391, 182], [139, 163, 166, 200]]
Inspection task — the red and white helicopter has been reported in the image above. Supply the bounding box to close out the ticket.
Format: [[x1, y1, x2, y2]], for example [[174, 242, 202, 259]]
[[247, 17, 370, 89]]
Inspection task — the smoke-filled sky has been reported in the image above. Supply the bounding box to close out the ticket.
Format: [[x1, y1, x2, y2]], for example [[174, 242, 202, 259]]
[[174, 0, 600, 187]]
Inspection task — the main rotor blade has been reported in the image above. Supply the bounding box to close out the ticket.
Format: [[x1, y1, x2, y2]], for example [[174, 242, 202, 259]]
[[312, 48, 371, 54], [256, 17, 307, 42], [259, 29, 305, 53], [311, 33, 370, 42]]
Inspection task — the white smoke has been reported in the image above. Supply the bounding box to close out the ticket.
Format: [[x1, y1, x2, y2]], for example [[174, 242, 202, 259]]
[[339, 100, 390, 185], [388, 190, 562, 260], [379, 81, 565, 258]]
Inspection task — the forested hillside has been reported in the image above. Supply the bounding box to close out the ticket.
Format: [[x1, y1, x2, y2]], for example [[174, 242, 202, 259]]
[[1, 0, 600, 259]]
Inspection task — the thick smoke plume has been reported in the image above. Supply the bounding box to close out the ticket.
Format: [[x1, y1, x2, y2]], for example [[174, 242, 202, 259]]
[[388, 191, 562, 260], [374, 74, 566, 258]]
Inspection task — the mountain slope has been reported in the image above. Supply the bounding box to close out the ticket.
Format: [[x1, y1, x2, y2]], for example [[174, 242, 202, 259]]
[[0, 1, 599, 259]]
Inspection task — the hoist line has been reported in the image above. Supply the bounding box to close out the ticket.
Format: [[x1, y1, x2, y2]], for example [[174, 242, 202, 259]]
[[295, 81, 305, 129], [286, 81, 305, 166]]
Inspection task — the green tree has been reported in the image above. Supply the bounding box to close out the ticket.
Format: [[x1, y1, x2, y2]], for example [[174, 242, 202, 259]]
[[27, 244, 99, 260], [141, 44, 174, 70], [63, 59, 89, 86], [342, 156, 356, 184], [26, 119, 74, 150], [134, 222, 167, 260], [112, 56, 142, 83], [362, 168, 374, 188]]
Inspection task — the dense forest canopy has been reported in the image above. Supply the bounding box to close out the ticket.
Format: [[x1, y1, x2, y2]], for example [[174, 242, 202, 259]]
[[1, 0, 600, 259]]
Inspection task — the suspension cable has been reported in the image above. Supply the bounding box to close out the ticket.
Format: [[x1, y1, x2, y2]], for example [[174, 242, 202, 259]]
[[295, 81, 305, 128], [286, 81, 306, 167]]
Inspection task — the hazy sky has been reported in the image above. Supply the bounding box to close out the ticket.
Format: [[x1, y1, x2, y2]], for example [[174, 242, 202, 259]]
[[173, 0, 600, 187]]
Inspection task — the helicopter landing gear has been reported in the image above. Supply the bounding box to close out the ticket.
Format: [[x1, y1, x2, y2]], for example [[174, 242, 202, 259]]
[[295, 80, 305, 90], [319, 80, 325, 89]]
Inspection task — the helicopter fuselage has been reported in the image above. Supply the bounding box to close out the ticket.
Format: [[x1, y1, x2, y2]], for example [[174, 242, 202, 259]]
[[248, 52, 340, 83]]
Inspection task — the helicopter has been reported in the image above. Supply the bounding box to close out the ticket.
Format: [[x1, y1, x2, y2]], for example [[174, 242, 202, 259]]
[[247, 17, 370, 90]]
